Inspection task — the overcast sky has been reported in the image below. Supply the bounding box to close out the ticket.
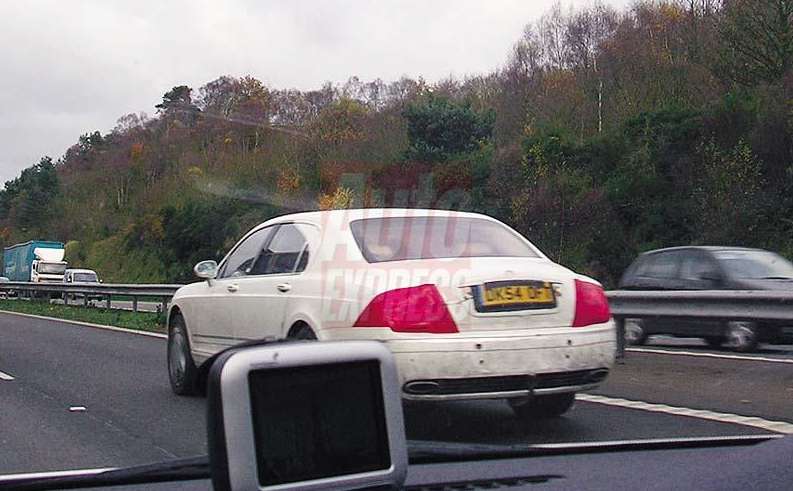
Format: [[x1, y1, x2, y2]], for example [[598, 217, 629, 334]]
[[0, 0, 632, 185]]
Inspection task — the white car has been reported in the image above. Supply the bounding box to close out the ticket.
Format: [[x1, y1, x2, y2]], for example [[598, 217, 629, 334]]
[[168, 209, 616, 418]]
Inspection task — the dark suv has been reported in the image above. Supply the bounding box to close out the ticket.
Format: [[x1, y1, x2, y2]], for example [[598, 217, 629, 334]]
[[619, 246, 793, 351]]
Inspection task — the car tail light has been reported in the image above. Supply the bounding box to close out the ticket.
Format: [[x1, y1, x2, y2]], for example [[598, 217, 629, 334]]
[[353, 284, 459, 334], [572, 279, 611, 327]]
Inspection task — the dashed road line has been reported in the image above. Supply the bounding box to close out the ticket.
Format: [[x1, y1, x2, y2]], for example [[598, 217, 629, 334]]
[[0, 370, 14, 381], [579, 394, 793, 434], [626, 347, 793, 364]]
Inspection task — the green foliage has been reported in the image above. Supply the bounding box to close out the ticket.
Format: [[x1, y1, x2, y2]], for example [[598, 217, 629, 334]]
[[718, 0, 793, 85], [0, 157, 59, 238], [0, 299, 163, 333], [158, 199, 244, 281], [693, 139, 764, 244], [64, 240, 86, 266], [87, 235, 168, 283], [403, 94, 495, 162]]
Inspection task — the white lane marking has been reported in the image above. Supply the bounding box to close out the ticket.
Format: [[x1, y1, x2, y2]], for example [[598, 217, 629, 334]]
[[0, 309, 166, 339], [0, 370, 14, 381], [578, 394, 793, 434], [627, 347, 793, 364], [0, 468, 113, 482], [69, 406, 87, 412]]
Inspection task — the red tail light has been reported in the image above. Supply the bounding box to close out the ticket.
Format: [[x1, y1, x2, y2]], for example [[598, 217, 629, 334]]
[[353, 284, 459, 334], [572, 279, 611, 327]]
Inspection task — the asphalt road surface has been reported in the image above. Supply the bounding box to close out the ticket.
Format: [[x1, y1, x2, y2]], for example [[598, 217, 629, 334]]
[[1, 312, 791, 475]]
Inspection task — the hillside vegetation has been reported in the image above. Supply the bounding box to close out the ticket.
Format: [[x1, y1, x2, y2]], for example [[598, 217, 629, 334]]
[[2, 0, 793, 287]]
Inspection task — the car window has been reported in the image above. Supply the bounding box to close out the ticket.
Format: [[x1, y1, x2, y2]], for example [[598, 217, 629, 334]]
[[295, 246, 309, 273], [679, 252, 720, 281], [713, 250, 793, 279], [219, 227, 276, 279], [251, 224, 307, 275], [642, 252, 681, 279], [350, 216, 538, 263], [73, 273, 98, 282]]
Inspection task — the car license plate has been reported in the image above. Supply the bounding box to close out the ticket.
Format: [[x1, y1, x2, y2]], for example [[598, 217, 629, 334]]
[[478, 281, 556, 311]]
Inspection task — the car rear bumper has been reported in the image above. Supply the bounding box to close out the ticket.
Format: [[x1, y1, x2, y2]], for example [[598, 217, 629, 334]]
[[326, 323, 616, 401]]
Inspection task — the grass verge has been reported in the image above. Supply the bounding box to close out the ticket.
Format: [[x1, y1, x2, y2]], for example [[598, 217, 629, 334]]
[[0, 298, 165, 333]]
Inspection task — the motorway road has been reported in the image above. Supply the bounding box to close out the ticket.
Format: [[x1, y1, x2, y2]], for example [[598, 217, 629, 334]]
[[1, 313, 792, 475]]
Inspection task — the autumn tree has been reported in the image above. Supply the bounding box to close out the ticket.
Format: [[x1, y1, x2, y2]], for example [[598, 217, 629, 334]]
[[718, 0, 793, 85]]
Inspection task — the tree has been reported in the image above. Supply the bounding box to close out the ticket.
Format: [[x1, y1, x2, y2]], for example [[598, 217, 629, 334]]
[[156, 85, 199, 125], [0, 156, 59, 235], [718, 0, 793, 85], [402, 94, 495, 162], [693, 139, 765, 243]]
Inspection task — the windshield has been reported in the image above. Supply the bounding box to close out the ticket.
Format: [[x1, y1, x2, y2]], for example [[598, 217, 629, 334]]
[[714, 251, 793, 279], [350, 217, 538, 263], [2, 0, 793, 483], [38, 262, 67, 275], [73, 272, 98, 282]]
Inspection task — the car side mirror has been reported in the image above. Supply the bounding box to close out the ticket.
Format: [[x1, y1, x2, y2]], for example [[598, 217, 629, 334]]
[[194, 260, 218, 281]]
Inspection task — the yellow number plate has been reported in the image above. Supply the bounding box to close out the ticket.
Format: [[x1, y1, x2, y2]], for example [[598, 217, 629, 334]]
[[482, 282, 555, 307]]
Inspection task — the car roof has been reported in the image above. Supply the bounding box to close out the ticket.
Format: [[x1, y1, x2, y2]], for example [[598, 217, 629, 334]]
[[65, 268, 97, 274], [639, 246, 765, 256], [253, 208, 498, 228]]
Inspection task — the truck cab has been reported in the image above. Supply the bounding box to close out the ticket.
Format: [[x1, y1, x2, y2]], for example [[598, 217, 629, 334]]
[[31, 260, 68, 283], [31, 248, 68, 283]]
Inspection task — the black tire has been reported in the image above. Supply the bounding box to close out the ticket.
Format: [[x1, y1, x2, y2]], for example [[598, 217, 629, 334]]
[[624, 318, 648, 346], [289, 323, 317, 340], [725, 321, 759, 353], [704, 336, 723, 349], [509, 393, 575, 420], [168, 313, 198, 396]]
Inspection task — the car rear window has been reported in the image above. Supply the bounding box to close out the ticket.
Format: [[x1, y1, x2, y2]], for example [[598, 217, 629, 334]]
[[349, 216, 539, 263], [638, 252, 681, 279]]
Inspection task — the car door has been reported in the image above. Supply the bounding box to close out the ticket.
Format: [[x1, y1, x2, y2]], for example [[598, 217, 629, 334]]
[[188, 226, 276, 353], [640, 251, 684, 334], [233, 223, 312, 342], [676, 250, 725, 337]]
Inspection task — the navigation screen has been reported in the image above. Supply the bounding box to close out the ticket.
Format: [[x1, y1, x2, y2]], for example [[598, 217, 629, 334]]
[[248, 360, 391, 486]]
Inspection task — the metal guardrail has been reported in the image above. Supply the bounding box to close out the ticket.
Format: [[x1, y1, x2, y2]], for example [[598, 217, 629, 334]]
[[2, 282, 788, 354], [605, 290, 793, 360], [0, 281, 183, 312]]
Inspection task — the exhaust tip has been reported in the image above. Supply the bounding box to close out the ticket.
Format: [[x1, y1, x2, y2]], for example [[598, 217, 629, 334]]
[[403, 381, 441, 395]]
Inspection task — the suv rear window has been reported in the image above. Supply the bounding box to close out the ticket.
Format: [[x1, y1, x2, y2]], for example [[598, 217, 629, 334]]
[[350, 216, 538, 263]]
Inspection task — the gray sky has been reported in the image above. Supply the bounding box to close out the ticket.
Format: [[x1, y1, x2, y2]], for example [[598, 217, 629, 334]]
[[0, 0, 632, 185]]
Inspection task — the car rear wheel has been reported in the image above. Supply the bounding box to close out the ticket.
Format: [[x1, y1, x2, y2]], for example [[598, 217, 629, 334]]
[[288, 323, 317, 340], [509, 393, 575, 420], [725, 321, 758, 353], [168, 313, 198, 396], [624, 318, 648, 346]]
